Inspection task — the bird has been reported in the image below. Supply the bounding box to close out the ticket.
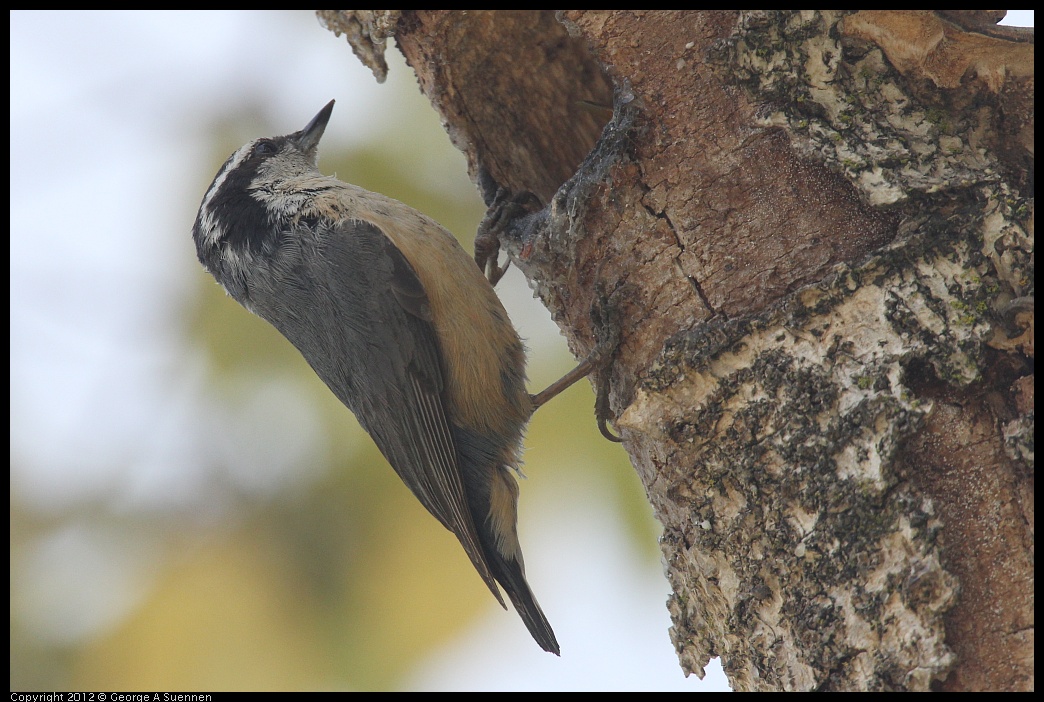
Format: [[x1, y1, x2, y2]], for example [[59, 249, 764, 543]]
[[192, 99, 559, 654]]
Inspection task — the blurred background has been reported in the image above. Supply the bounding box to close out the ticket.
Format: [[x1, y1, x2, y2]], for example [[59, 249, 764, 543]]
[[9, 10, 1032, 692]]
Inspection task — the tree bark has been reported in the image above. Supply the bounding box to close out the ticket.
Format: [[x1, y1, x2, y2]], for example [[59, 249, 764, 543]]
[[320, 10, 1033, 691]]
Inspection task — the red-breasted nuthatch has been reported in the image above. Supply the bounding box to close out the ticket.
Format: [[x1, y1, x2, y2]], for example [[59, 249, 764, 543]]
[[192, 100, 561, 653]]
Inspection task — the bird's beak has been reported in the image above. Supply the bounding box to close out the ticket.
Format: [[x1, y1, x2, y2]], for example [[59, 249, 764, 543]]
[[293, 100, 335, 158]]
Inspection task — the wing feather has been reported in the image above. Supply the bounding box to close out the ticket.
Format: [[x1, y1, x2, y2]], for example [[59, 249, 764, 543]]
[[259, 217, 503, 605]]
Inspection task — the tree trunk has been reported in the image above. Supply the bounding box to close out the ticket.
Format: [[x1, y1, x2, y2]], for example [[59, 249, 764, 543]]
[[320, 10, 1033, 692]]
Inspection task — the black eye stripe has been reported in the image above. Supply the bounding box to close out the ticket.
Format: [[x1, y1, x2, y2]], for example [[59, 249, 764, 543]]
[[195, 132, 299, 266]]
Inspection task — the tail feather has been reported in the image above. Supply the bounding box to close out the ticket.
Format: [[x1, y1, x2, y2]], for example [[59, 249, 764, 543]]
[[454, 427, 558, 653], [495, 554, 560, 655]]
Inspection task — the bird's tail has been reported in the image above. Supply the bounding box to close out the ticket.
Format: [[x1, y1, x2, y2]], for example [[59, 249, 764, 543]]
[[495, 554, 560, 655], [484, 463, 560, 655], [455, 429, 559, 654]]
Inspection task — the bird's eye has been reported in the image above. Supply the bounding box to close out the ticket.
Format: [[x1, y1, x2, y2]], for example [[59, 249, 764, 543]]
[[255, 141, 277, 156]]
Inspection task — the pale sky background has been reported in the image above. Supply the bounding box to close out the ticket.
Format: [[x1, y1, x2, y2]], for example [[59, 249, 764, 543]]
[[10, 10, 1032, 692]]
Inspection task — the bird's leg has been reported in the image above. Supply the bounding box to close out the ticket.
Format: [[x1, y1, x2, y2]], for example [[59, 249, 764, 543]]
[[529, 338, 623, 442], [480, 188, 626, 441], [475, 189, 542, 286], [529, 353, 601, 411], [530, 290, 625, 442]]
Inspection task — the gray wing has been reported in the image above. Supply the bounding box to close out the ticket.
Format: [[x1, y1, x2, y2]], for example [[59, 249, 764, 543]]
[[256, 217, 504, 606]]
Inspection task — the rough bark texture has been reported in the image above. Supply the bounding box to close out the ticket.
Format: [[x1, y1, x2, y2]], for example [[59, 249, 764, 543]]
[[320, 10, 1033, 692]]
